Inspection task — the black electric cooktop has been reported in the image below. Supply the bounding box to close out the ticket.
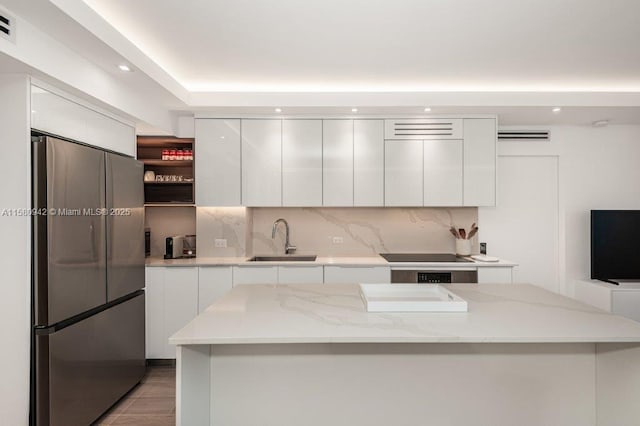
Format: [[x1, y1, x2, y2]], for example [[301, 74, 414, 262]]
[[379, 253, 472, 263]]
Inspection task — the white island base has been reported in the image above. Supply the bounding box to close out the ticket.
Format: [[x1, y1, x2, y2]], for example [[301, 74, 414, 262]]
[[172, 284, 640, 426]]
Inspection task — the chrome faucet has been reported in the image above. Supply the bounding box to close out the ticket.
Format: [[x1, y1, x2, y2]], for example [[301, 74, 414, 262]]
[[272, 218, 296, 254]]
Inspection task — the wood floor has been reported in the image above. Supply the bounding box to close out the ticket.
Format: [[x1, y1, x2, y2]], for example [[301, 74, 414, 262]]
[[93, 365, 176, 425]]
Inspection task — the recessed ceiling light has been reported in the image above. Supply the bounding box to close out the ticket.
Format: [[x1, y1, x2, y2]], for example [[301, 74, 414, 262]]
[[424, 107, 432, 112], [275, 108, 282, 113], [552, 107, 562, 113], [351, 108, 358, 113], [118, 64, 132, 72]]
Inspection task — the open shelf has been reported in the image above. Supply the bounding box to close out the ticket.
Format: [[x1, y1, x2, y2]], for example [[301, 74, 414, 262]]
[[137, 135, 194, 204], [142, 159, 193, 167], [144, 181, 194, 185]]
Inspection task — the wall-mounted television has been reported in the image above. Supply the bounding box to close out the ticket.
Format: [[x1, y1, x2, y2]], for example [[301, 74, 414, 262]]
[[591, 210, 640, 283]]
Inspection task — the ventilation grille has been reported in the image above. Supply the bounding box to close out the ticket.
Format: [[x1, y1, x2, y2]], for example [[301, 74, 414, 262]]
[[384, 119, 462, 140], [0, 9, 15, 43], [498, 130, 550, 141]]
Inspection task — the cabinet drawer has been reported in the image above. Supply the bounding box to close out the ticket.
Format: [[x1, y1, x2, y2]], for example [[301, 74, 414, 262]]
[[233, 266, 279, 285], [323, 266, 390, 284]]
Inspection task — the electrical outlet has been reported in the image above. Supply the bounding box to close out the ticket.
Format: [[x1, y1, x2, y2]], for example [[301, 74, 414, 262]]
[[214, 238, 227, 248], [332, 236, 344, 244]]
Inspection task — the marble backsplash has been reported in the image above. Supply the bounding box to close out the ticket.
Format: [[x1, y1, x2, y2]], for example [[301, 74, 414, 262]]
[[195, 206, 479, 257], [196, 207, 252, 257], [251, 208, 479, 256]]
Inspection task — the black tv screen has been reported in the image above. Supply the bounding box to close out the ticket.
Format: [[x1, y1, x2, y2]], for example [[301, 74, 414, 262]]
[[591, 210, 640, 281]]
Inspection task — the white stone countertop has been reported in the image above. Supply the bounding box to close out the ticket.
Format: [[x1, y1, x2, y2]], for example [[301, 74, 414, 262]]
[[146, 255, 517, 267], [169, 283, 640, 345]]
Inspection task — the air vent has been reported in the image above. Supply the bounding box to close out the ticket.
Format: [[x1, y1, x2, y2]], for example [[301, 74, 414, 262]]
[[385, 119, 462, 140], [0, 9, 15, 43], [498, 130, 550, 142]]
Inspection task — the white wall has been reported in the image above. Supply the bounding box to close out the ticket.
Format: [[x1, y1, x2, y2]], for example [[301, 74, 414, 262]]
[[480, 125, 640, 295], [0, 74, 31, 425]]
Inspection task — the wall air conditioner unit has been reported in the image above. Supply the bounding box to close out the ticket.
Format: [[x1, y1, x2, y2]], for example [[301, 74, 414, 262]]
[[0, 8, 16, 43], [498, 130, 550, 141]]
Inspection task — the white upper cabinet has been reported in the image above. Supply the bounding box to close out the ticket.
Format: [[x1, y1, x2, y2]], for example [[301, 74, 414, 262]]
[[354, 120, 384, 206], [195, 119, 241, 206], [384, 119, 462, 140], [423, 139, 463, 206], [241, 119, 282, 206], [282, 120, 322, 206], [463, 119, 496, 206], [384, 139, 423, 206], [31, 85, 135, 156], [323, 120, 354, 206]]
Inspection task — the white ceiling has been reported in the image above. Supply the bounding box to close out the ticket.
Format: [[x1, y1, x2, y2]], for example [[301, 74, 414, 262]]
[[81, 0, 640, 93]]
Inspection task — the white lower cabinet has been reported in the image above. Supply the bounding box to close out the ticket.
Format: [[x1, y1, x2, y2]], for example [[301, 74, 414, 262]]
[[574, 280, 640, 322], [198, 266, 233, 313], [145, 266, 198, 359], [278, 266, 324, 284], [477, 267, 513, 284], [323, 266, 390, 284], [146, 266, 232, 359], [233, 266, 279, 285], [233, 265, 323, 285]]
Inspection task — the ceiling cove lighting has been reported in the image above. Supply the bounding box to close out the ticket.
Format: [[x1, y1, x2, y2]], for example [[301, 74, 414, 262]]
[[552, 107, 562, 113], [424, 107, 432, 112], [275, 108, 282, 112], [118, 64, 132, 72], [351, 108, 358, 113]]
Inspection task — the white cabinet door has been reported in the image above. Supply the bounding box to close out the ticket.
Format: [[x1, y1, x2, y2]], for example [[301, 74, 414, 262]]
[[233, 266, 279, 285], [145, 267, 165, 359], [195, 119, 241, 206], [31, 85, 135, 156], [198, 266, 233, 313], [463, 119, 496, 206], [278, 266, 324, 284], [163, 267, 198, 358], [354, 120, 384, 206], [423, 139, 463, 206], [384, 140, 423, 206], [242, 119, 282, 206], [323, 266, 390, 284], [323, 120, 353, 206], [477, 267, 513, 284], [282, 120, 322, 206], [163, 268, 198, 358]]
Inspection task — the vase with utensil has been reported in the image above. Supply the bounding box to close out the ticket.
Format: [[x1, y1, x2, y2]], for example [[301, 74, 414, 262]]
[[450, 223, 478, 256]]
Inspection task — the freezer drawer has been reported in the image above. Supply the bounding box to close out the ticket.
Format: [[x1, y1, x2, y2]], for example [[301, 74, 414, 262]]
[[35, 292, 145, 426]]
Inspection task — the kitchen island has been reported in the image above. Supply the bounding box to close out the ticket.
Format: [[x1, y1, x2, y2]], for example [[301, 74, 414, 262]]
[[170, 284, 640, 426]]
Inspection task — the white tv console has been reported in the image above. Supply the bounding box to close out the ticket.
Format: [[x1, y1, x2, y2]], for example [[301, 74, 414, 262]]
[[575, 279, 640, 322]]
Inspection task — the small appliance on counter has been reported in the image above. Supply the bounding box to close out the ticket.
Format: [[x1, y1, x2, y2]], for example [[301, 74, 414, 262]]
[[183, 234, 196, 257], [165, 235, 196, 259]]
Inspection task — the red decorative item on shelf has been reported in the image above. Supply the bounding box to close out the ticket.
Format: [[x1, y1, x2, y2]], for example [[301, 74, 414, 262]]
[[169, 149, 177, 160], [176, 149, 184, 160], [161, 149, 169, 160]]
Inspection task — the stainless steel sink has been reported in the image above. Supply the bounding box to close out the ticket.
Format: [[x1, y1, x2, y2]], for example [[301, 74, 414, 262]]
[[248, 255, 317, 262]]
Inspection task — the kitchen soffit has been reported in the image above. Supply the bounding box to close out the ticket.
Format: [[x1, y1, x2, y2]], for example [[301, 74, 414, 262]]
[[78, 0, 640, 95]]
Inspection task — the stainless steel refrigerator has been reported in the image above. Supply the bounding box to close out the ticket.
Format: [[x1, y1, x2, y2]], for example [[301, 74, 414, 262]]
[[31, 136, 146, 426]]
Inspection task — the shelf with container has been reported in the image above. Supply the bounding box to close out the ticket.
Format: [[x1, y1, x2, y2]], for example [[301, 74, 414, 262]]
[[137, 136, 195, 204]]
